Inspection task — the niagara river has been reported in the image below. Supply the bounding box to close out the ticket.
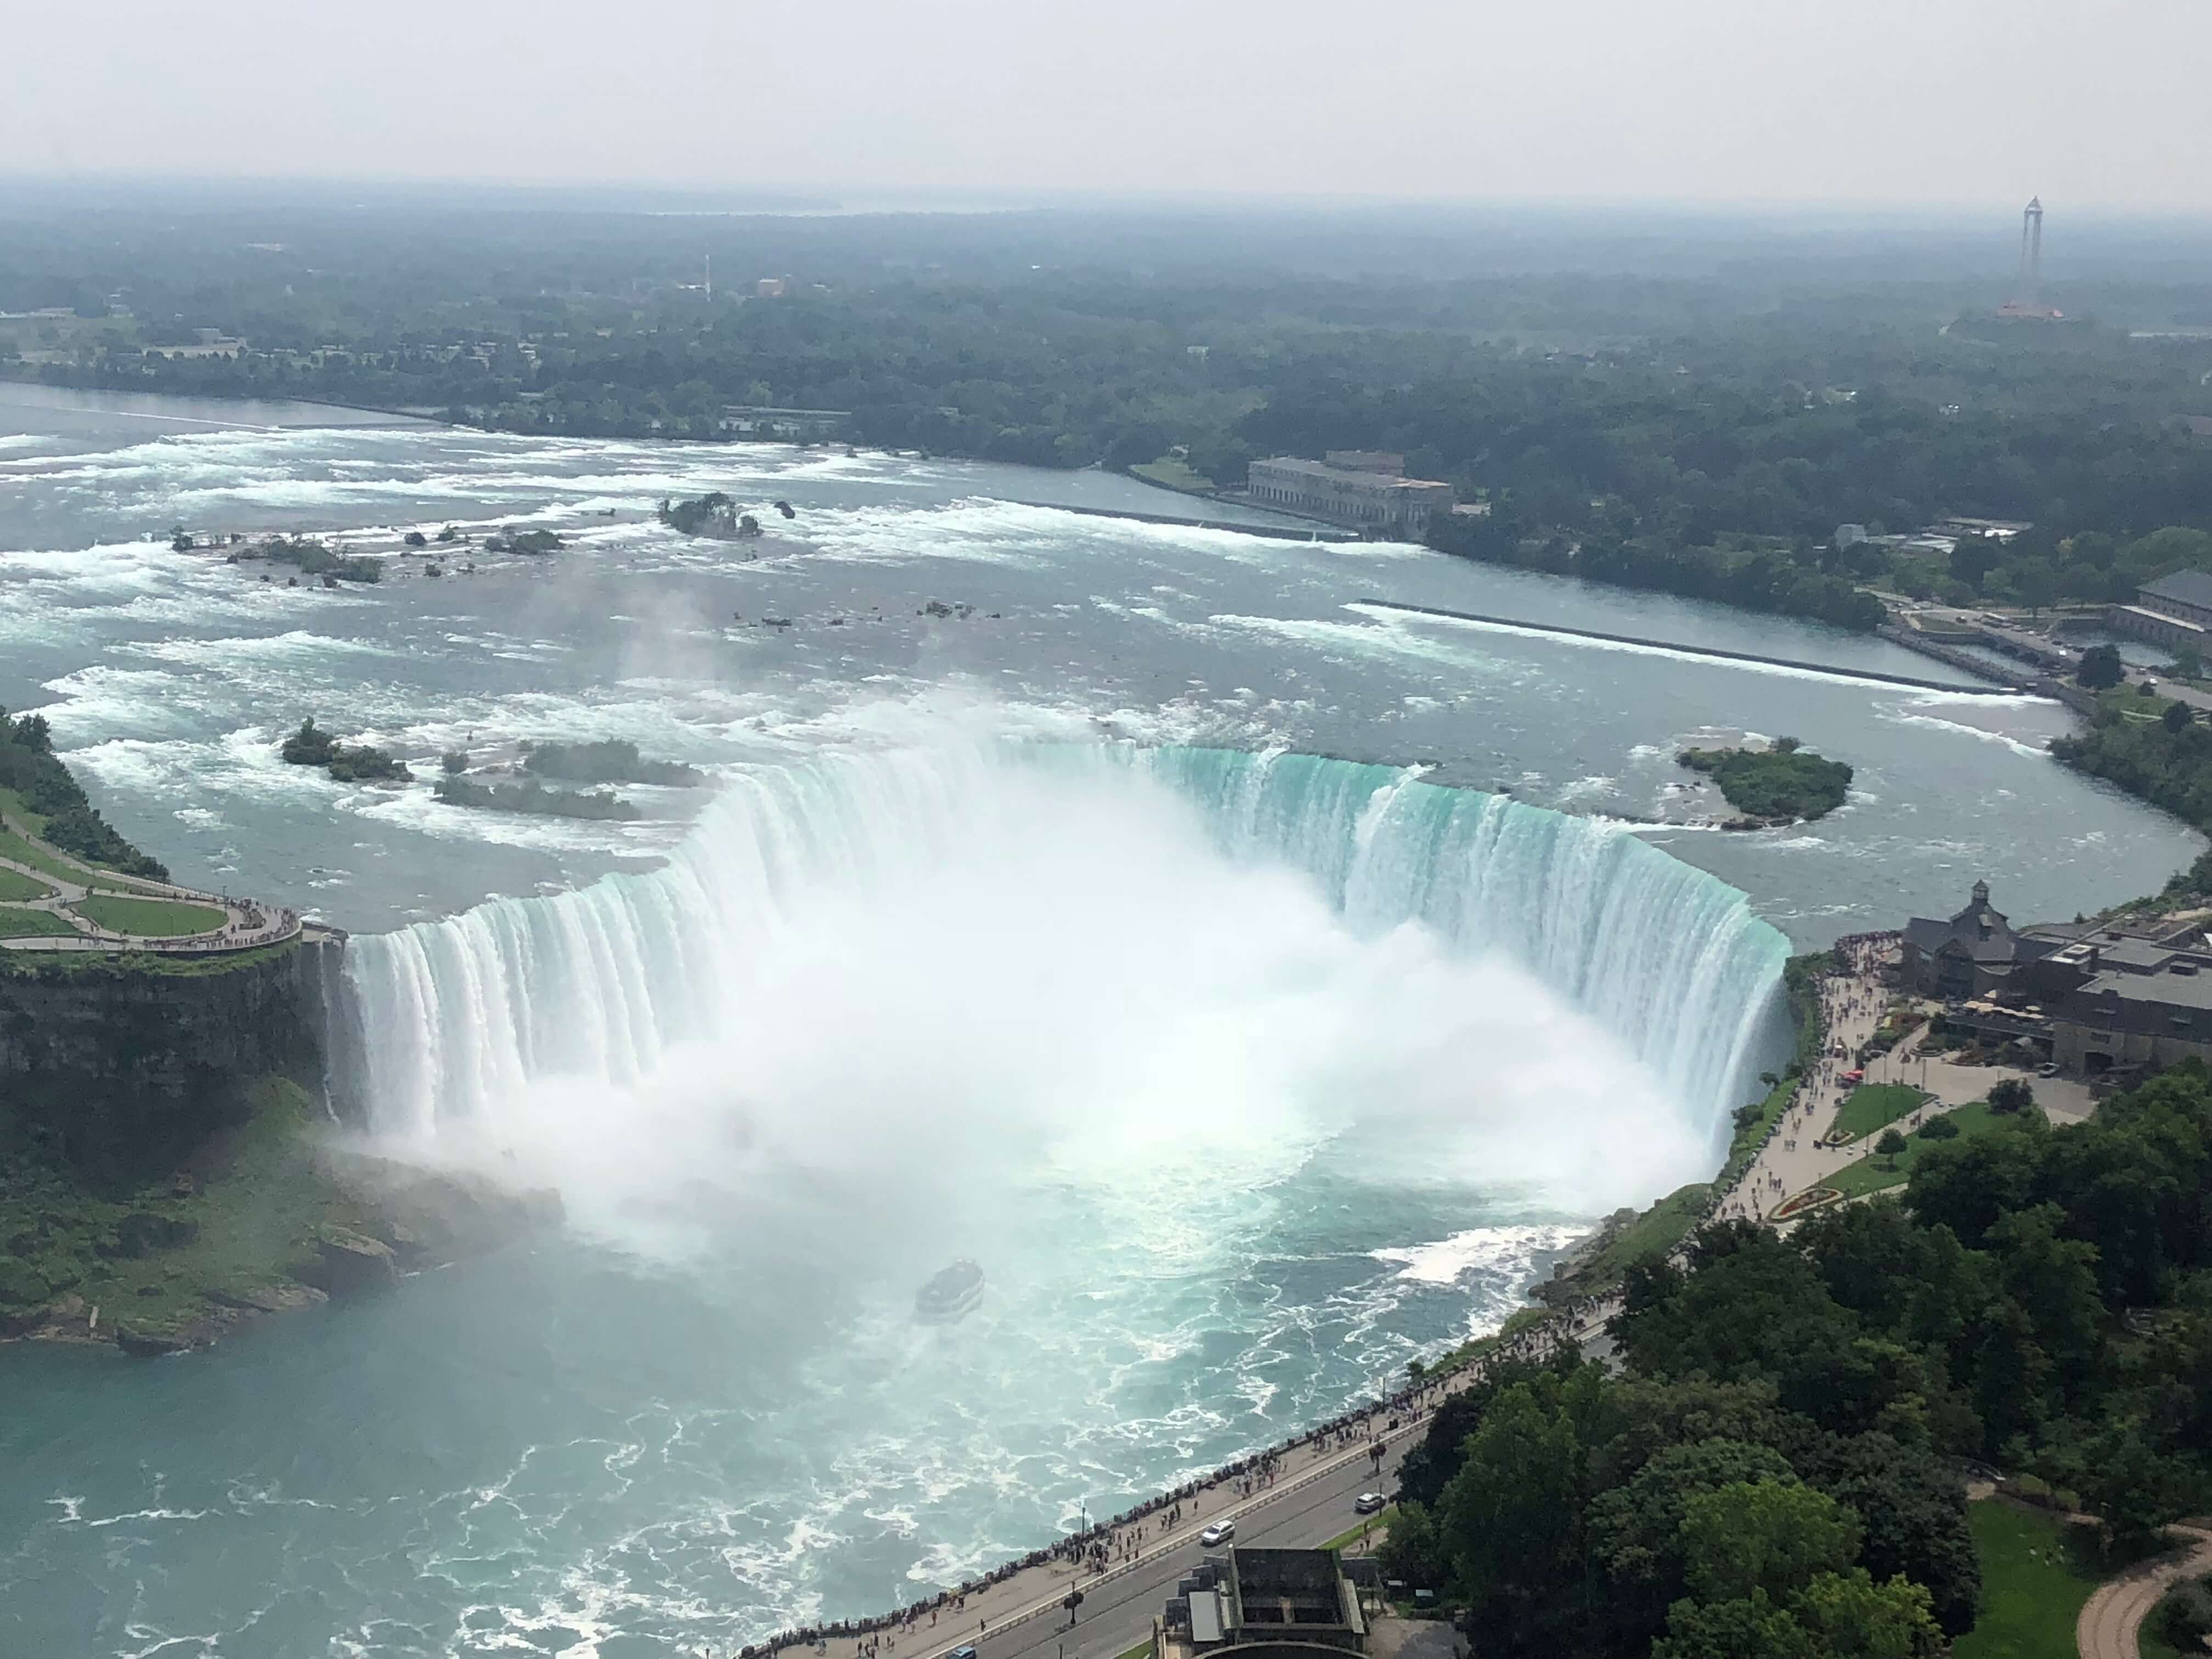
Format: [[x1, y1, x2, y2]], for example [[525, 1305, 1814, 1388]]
[[0, 386, 2200, 1657]]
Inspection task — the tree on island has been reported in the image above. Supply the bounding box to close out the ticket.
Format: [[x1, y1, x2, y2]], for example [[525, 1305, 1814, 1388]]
[[1875, 1128, 1909, 1167], [280, 718, 338, 767], [2077, 644, 2125, 690], [1987, 1078, 2035, 1115]]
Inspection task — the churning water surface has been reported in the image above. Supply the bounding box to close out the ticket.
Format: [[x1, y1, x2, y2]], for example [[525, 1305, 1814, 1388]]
[[0, 388, 2197, 1657]]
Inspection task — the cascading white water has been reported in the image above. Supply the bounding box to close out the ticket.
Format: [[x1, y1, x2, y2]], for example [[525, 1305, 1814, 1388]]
[[346, 740, 1790, 1173]]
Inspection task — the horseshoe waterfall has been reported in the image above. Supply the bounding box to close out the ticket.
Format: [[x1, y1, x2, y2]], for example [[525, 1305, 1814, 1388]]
[[342, 743, 1790, 1155]]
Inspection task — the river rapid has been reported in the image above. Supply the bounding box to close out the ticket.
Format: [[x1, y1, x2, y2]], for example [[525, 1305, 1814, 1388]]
[[0, 385, 2196, 1657]]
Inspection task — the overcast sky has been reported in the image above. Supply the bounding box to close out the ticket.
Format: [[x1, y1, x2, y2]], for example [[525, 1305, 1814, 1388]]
[[9, 0, 2209, 211]]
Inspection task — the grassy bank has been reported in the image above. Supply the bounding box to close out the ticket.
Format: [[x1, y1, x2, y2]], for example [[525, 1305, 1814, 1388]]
[[1129, 456, 1217, 494], [0, 1071, 561, 1352], [1952, 1501, 2103, 1659], [1528, 950, 1828, 1304], [0, 935, 299, 981], [0, 1076, 371, 1339]]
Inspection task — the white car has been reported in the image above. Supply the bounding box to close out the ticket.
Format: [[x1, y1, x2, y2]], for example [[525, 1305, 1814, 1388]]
[[1353, 1492, 1388, 1515], [1198, 1521, 1235, 1547]]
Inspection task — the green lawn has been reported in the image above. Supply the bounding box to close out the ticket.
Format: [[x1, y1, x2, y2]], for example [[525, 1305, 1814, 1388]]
[[0, 821, 86, 887], [0, 820, 143, 895], [0, 906, 78, 938], [0, 788, 164, 894], [1579, 1182, 1713, 1286], [1953, 1500, 2102, 1659], [1830, 1082, 1928, 1142], [1822, 1103, 2001, 1200], [1130, 456, 1216, 494], [0, 865, 57, 901], [71, 894, 227, 937]]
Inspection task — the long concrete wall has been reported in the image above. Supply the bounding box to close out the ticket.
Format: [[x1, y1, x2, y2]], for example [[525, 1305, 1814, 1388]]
[[1365, 601, 2022, 695]]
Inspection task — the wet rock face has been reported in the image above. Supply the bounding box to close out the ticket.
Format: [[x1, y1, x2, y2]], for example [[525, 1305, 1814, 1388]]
[[112, 1322, 194, 1356], [0, 939, 339, 1178], [295, 1232, 400, 1299]]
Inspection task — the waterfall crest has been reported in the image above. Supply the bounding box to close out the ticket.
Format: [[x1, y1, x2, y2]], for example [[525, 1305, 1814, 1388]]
[[345, 742, 1789, 1146]]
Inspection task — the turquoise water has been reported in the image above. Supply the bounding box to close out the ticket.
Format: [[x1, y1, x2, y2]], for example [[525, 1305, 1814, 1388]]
[[0, 387, 2197, 1656]]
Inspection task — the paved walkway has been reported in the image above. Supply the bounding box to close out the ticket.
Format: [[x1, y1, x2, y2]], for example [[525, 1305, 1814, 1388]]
[[0, 809, 297, 953], [2077, 1524, 2212, 1659], [742, 1301, 1611, 1659], [1709, 939, 2094, 1222]]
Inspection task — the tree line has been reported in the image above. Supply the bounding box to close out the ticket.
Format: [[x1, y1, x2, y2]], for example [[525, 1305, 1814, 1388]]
[[1381, 1064, 2212, 1657]]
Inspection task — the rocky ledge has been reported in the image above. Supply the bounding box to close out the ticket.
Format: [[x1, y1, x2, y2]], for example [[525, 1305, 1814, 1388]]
[[2, 1076, 562, 1357]]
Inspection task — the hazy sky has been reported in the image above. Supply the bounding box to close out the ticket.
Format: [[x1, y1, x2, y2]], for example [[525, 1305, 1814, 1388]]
[[11, 0, 2210, 210]]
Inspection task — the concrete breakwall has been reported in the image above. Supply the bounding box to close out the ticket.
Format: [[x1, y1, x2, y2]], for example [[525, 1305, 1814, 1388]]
[[1363, 601, 2022, 695], [1876, 624, 2045, 690], [1008, 498, 1362, 542]]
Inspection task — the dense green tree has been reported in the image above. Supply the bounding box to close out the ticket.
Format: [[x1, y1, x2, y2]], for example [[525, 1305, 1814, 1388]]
[[1793, 1432, 1981, 1636], [2077, 644, 2126, 690], [1679, 1480, 1861, 1605], [1437, 1373, 1601, 1649], [1792, 1569, 1944, 1657], [1654, 1591, 1818, 1659], [1587, 1438, 1798, 1644]]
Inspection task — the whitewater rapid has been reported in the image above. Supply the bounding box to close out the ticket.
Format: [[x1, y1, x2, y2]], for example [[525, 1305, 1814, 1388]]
[[345, 741, 1789, 1193]]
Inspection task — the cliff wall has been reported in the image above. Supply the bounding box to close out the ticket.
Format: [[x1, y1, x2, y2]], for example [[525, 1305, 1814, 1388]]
[[0, 934, 342, 1179]]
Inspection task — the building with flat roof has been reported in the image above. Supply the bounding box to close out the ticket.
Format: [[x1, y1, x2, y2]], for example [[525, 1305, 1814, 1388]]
[[1245, 459, 1452, 537], [719, 404, 850, 439], [1158, 1549, 1368, 1659], [1322, 452, 1404, 476]]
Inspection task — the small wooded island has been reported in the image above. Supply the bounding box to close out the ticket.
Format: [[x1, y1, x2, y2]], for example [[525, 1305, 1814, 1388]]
[[1678, 736, 1853, 827]]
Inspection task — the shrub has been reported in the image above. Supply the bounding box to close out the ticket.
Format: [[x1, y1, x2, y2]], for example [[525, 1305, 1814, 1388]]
[[2154, 1576, 2212, 1651]]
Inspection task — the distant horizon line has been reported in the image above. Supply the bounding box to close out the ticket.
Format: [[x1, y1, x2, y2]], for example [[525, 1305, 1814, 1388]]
[[5, 171, 2211, 227]]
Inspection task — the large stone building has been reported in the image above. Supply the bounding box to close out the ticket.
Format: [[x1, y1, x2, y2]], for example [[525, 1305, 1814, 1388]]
[[1901, 881, 2022, 999], [1245, 456, 1453, 536], [1904, 879, 2212, 1077], [2107, 568, 2212, 652]]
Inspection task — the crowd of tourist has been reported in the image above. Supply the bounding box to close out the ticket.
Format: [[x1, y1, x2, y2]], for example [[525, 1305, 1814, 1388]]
[[719, 941, 1896, 1659]]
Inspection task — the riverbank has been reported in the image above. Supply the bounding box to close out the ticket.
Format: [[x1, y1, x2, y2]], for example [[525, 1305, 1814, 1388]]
[[1, 1073, 561, 1355]]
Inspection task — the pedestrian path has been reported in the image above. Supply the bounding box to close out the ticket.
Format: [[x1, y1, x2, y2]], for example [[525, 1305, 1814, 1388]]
[[0, 808, 298, 953], [2077, 1523, 2212, 1659], [1712, 936, 2089, 1223]]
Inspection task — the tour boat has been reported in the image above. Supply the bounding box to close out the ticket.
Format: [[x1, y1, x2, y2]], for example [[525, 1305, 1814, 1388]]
[[915, 1259, 985, 1321]]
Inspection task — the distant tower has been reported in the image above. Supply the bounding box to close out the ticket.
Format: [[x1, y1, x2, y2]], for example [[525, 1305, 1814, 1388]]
[[2016, 198, 2044, 308], [1997, 198, 2062, 320], [705, 253, 713, 302]]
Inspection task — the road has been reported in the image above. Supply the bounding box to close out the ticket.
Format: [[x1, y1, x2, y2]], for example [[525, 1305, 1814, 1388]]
[[957, 1444, 1403, 1659]]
